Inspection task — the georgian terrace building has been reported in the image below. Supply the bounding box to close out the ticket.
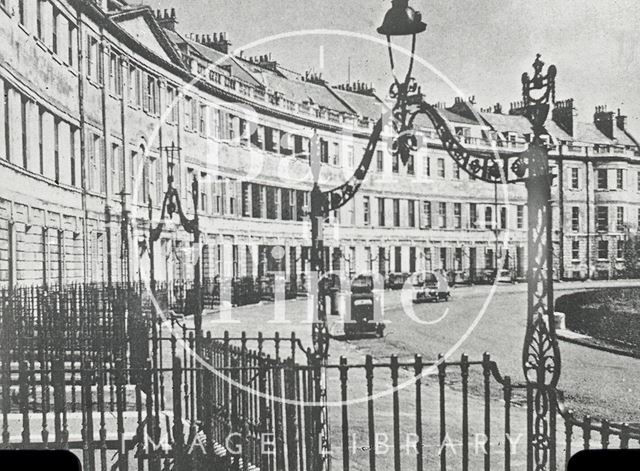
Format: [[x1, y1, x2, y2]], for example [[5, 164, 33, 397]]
[[0, 0, 638, 288]]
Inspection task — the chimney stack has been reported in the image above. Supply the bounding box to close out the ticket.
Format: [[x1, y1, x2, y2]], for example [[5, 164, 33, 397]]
[[508, 100, 529, 118], [199, 32, 231, 54], [594, 105, 615, 139], [333, 81, 375, 96], [303, 71, 326, 85], [254, 53, 279, 72], [448, 96, 479, 121], [616, 108, 627, 132], [156, 7, 178, 31], [551, 99, 576, 136]]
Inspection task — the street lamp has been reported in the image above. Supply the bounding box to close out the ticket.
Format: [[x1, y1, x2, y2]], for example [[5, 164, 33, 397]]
[[305, 2, 561, 468], [146, 142, 204, 430], [377, 0, 426, 36], [148, 142, 202, 327], [376, 2, 559, 468], [378, 0, 426, 167]]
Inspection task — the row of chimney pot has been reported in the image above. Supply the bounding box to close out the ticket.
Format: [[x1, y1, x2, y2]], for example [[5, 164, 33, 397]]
[[335, 82, 375, 93], [153, 14, 631, 140], [152, 7, 632, 140], [555, 99, 574, 109], [454, 96, 476, 104], [303, 72, 325, 84], [249, 54, 275, 64], [155, 8, 176, 20], [189, 33, 229, 44]]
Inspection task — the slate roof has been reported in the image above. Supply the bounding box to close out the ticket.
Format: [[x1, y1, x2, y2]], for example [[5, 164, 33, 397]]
[[612, 128, 637, 147], [440, 109, 479, 126], [259, 74, 352, 113], [330, 89, 386, 119], [544, 120, 573, 143], [480, 112, 533, 135], [105, 3, 636, 153], [413, 112, 436, 130], [164, 31, 264, 88], [575, 122, 614, 146]]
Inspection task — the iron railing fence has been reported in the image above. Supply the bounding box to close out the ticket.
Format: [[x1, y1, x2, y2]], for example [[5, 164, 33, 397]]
[[165, 276, 300, 316], [190, 340, 640, 471], [321, 353, 521, 471], [0, 359, 201, 471], [195, 333, 313, 471], [0, 285, 145, 369], [174, 331, 305, 364], [557, 391, 640, 469], [1, 283, 640, 471]]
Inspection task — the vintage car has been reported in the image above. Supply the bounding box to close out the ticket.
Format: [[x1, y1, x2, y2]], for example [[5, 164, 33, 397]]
[[496, 268, 517, 283], [338, 275, 385, 338], [386, 272, 410, 290], [412, 271, 451, 303]]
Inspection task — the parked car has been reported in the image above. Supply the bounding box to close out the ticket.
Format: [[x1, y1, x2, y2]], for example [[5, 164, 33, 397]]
[[338, 275, 385, 338], [452, 270, 469, 285], [386, 272, 410, 290], [496, 269, 516, 283], [471, 269, 498, 284], [412, 271, 451, 303]]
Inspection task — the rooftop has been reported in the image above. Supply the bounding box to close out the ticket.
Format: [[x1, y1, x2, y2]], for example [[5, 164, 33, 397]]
[[102, 1, 639, 155]]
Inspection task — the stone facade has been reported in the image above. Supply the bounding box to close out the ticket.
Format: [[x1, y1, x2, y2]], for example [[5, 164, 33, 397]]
[[0, 0, 638, 287]]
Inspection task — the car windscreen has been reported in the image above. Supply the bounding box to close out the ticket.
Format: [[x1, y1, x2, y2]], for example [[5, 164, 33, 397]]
[[352, 277, 373, 291], [424, 274, 437, 284]]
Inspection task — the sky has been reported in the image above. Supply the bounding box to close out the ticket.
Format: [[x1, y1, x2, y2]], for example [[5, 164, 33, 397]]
[[142, 0, 640, 137]]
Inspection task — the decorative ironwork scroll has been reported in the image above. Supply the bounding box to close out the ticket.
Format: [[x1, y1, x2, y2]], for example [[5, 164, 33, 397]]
[[323, 119, 384, 211], [389, 76, 422, 166], [312, 51, 560, 471], [376, 53, 561, 471], [524, 142, 561, 471], [147, 144, 204, 430], [369, 77, 532, 187], [520, 55, 560, 471], [420, 101, 530, 183], [522, 54, 557, 134]]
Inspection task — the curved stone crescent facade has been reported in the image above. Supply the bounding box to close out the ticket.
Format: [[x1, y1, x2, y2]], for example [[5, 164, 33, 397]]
[[0, 0, 638, 287]]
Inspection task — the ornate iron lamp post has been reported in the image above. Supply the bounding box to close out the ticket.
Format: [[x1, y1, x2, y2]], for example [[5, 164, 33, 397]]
[[147, 142, 203, 354], [307, 2, 561, 469], [146, 142, 204, 427], [148, 142, 201, 328], [378, 2, 561, 469]]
